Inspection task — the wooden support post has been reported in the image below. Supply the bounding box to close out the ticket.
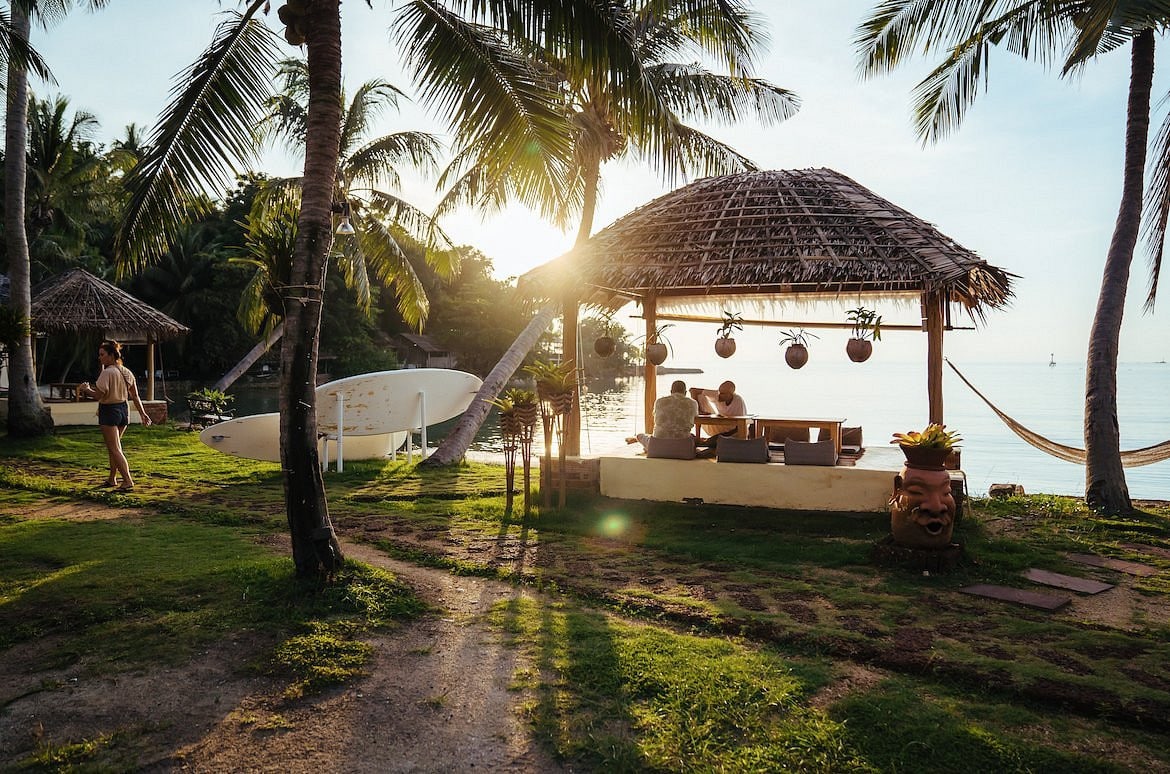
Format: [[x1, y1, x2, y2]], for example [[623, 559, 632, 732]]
[[924, 291, 945, 425], [562, 290, 581, 456], [146, 338, 156, 401], [643, 295, 657, 434]]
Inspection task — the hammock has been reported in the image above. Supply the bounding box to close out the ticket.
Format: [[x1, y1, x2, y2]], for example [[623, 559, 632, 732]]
[[945, 359, 1170, 468]]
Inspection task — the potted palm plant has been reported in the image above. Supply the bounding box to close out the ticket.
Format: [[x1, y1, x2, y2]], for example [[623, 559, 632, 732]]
[[713, 311, 743, 358], [523, 359, 576, 414], [644, 323, 674, 366], [890, 423, 962, 469], [778, 328, 817, 369], [845, 306, 882, 363]]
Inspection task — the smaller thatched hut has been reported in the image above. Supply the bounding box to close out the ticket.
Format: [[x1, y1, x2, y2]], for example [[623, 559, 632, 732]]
[[30, 268, 189, 402]]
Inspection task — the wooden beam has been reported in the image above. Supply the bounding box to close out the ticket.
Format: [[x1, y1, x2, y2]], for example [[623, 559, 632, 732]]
[[639, 313, 971, 332], [146, 338, 156, 401], [924, 291, 945, 425]]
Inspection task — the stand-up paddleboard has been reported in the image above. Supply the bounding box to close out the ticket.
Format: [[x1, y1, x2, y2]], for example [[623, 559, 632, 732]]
[[315, 368, 482, 436], [200, 412, 407, 462]]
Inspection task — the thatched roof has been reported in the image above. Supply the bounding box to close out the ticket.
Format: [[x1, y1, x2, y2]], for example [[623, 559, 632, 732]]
[[31, 268, 189, 341], [520, 168, 1015, 318]]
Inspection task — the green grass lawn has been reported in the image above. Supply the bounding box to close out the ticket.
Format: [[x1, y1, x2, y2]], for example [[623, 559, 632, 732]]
[[2, 426, 1169, 771]]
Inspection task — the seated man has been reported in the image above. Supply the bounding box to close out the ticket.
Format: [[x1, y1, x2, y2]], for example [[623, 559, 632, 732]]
[[628, 380, 699, 451], [690, 381, 748, 444]]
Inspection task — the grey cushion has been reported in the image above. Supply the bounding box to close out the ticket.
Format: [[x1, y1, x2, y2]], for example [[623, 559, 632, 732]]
[[783, 438, 838, 466], [716, 435, 769, 463], [646, 436, 696, 460]]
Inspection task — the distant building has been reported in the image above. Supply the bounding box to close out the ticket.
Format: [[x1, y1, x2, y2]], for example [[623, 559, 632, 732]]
[[393, 333, 457, 369]]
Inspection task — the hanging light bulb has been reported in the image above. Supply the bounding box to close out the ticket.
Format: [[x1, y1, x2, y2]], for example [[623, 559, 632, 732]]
[[333, 200, 355, 235]]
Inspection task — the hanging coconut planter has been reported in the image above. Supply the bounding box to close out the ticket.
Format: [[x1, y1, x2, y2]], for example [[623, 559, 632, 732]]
[[779, 328, 817, 370], [643, 323, 673, 366], [713, 310, 743, 359], [845, 306, 882, 364], [593, 312, 617, 358]]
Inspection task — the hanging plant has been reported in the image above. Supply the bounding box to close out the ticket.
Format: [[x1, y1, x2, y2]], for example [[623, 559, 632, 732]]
[[593, 311, 616, 357], [845, 306, 882, 363], [713, 311, 743, 359], [778, 328, 817, 369], [643, 323, 674, 366]]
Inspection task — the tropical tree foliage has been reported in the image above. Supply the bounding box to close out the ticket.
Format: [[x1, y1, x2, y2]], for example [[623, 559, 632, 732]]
[[855, 0, 1169, 513]]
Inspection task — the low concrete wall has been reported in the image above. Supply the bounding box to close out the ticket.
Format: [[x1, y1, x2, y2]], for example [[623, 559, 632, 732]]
[[599, 454, 896, 512], [5, 399, 169, 426]]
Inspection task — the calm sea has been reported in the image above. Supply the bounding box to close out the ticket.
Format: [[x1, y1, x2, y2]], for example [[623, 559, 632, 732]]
[[186, 361, 1169, 500]]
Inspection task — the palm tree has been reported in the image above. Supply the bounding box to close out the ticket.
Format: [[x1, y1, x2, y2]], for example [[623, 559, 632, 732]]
[[4, 0, 102, 438], [115, 0, 660, 577], [25, 94, 109, 279], [423, 0, 799, 456], [856, 0, 1167, 514]]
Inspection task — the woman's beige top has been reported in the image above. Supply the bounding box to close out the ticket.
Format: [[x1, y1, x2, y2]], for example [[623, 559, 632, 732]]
[[94, 364, 135, 405]]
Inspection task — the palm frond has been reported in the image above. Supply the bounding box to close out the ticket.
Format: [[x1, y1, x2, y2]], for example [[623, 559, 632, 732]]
[[339, 79, 408, 155], [350, 214, 430, 329], [360, 188, 449, 248], [115, 3, 281, 275], [0, 8, 54, 82], [345, 131, 444, 190], [395, 0, 576, 209], [646, 64, 799, 125], [1142, 99, 1170, 310]]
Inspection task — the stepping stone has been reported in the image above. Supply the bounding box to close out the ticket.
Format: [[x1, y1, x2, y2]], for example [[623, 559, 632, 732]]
[[1065, 553, 1160, 577], [1022, 568, 1114, 594], [1120, 542, 1170, 561], [960, 584, 1071, 611]]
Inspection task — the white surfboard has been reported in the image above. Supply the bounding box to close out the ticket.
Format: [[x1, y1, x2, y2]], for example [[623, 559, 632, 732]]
[[199, 412, 407, 463], [314, 368, 482, 436]]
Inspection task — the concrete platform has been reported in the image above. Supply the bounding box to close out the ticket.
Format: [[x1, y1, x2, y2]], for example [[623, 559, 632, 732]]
[[1, 397, 167, 425], [598, 444, 909, 512]]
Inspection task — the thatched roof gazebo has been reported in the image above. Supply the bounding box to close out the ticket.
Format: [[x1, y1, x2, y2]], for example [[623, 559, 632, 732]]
[[520, 168, 1015, 435], [31, 268, 189, 400]]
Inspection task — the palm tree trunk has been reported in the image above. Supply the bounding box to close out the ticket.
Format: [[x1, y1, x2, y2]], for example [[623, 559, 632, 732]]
[[421, 304, 558, 466], [3, 7, 53, 438], [280, 0, 344, 576], [1084, 30, 1153, 514], [213, 321, 284, 392]]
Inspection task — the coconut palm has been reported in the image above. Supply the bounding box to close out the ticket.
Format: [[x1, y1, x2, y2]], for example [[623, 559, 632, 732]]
[[115, 0, 663, 577], [856, 0, 1168, 513], [4, 0, 105, 438], [24, 94, 109, 278], [424, 0, 798, 457]]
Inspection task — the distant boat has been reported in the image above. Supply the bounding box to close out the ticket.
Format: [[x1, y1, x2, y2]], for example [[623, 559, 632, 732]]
[[1049, 353, 1055, 367]]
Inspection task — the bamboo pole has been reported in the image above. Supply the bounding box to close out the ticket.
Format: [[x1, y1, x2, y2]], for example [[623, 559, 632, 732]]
[[642, 312, 969, 332], [643, 294, 657, 434], [924, 291, 946, 425]]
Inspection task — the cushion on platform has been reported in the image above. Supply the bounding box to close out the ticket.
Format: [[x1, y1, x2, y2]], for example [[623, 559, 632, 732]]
[[784, 438, 838, 466], [646, 436, 696, 460], [716, 435, 769, 464]]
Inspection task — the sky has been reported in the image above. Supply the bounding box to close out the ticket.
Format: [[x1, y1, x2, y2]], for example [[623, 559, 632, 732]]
[[29, 0, 1170, 365]]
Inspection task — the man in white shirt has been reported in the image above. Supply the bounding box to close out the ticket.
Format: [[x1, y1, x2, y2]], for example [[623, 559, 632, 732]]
[[690, 381, 748, 443]]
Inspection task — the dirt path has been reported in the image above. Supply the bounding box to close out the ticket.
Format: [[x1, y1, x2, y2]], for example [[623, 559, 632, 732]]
[[1, 500, 568, 773]]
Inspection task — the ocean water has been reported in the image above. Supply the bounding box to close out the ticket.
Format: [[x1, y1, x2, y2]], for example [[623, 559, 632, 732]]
[[193, 361, 1169, 500], [563, 360, 1170, 500]]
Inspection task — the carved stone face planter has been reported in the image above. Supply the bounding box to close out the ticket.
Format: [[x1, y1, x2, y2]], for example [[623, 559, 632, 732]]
[[889, 462, 957, 550]]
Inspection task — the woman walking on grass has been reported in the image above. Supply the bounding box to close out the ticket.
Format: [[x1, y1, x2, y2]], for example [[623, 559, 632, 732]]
[[78, 340, 151, 490]]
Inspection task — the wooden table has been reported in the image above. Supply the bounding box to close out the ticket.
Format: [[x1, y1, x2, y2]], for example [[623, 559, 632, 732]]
[[48, 382, 82, 401], [753, 417, 846, 457], [694, 414, 754, 441]]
